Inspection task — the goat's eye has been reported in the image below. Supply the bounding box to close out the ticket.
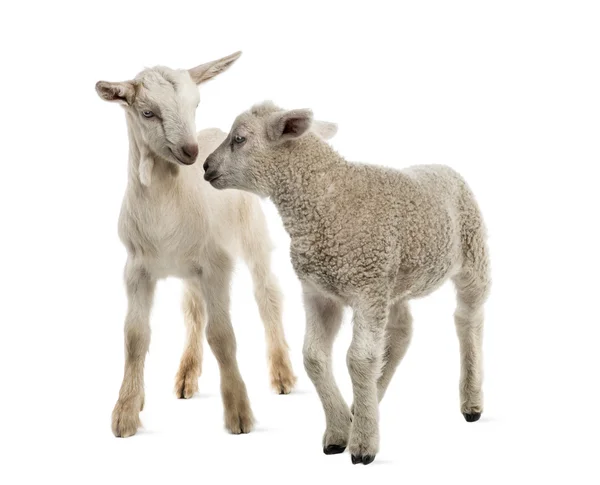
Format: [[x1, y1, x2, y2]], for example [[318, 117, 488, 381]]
[[142, 110, 154, 118], [234, 135, 246, 144]]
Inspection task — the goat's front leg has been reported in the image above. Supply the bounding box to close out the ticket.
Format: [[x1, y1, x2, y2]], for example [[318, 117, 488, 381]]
[[302, 286, 351, 455], [112, 262, 156, 437], [202, 251, 254, 434], [347, 301, 388, 465]]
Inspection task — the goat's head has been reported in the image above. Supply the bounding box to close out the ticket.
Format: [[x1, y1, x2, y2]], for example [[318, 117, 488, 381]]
[[203, 101, 337, 196], [95, 51, 241, 167]]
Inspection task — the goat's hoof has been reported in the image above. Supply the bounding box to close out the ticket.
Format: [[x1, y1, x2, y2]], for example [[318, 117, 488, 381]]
[[463, 412, 481, 422], [224, 398, 255, 435], [269, 351, 297, 395], [174, 361, 200, 399], [323, 444, 346, 455], [225, 411, 254, 434], [351, 454, 376, 465], [174, 376, 198, 399], [112, 400, 142, 438]]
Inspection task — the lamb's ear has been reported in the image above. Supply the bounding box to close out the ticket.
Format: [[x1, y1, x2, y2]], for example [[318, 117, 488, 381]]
[[95, 81, 136, 105], [267, 109, 314, 142], [311, 120, 338, 140], [188, 51, 242, 85]]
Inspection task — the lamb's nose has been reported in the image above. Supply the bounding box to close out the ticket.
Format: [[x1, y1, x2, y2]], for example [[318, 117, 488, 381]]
[[182, 143, 199, 161]]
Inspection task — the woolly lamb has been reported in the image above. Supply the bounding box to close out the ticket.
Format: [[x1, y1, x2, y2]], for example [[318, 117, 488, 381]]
[[203, 101, 490, 465], [95, 55, 302, 438]]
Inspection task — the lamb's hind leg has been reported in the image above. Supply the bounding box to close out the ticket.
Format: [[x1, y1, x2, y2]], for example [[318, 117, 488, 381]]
[[174, 283, 205, 399], [241, 205, 295, 394], [377, 300, 413, 402], [453, 267, 489, 422]]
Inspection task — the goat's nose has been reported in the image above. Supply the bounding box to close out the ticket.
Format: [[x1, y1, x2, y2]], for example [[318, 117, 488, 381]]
[[182, 143, 199, 160], [203, 156, 212, 172]]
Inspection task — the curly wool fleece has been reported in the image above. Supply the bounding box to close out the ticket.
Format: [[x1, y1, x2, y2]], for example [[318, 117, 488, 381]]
[[205, 101, 490, 464]]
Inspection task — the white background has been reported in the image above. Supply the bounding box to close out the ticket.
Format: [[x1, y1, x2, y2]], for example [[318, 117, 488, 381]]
[[1, 1, 599, 483]]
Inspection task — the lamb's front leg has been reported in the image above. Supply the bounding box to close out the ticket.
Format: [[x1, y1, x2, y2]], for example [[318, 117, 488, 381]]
[[112, 262, 156, 437], [302, 287, 352, 455], [347, 302, 388, 465]]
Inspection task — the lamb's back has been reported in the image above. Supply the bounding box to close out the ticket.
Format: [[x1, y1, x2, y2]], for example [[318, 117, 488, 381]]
[[305, 163, 466, 298], [346, 163, 464, 268]]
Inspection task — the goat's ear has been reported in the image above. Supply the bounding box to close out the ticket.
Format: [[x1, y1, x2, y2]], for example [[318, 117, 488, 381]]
[[311, 120, 338, 140], [188, 51, 242, 85], [95, 81, 136, 105], [267, 109, 313, 142]]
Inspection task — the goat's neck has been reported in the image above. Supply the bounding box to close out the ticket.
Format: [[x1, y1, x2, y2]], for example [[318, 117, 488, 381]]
[[125, 112, 179, 191], [269, 134, 347, 238]]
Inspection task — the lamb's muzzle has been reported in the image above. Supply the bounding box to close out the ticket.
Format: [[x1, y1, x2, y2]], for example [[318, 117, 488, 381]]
[[203, 154, 219, 181]]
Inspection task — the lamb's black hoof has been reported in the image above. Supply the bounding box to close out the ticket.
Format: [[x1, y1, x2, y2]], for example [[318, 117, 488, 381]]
[[351, 454, 376, 465], [362, 455, 375, 465], [463, 412, 481, 422], [324, 444, 346, 455]]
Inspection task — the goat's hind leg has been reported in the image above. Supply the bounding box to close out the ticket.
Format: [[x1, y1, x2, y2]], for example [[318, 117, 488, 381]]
[[250, 265, 296, 394], [241, 206, 296, 394], [174, 283, 205, 399], [453, 265, 489, 422]]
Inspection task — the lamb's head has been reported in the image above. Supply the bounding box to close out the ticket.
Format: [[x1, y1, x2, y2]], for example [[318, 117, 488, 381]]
[[204, 101, 337, 196], [95, 52, 241, 167]]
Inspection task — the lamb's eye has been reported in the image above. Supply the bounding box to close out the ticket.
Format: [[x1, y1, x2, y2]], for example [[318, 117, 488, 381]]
[[142, 110, 154, 118], [234, 135, 246, 144]]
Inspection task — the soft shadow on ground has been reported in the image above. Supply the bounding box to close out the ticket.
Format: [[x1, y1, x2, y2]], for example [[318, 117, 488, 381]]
[[283, 388, 312, 396]]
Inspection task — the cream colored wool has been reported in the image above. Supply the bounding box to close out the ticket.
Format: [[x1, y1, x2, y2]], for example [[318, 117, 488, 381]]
[[204, 101, 490, 465]]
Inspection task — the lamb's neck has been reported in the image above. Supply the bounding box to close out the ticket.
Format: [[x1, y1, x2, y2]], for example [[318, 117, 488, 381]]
[[125, 113, 179, 192], [269, 136, 347, 239]]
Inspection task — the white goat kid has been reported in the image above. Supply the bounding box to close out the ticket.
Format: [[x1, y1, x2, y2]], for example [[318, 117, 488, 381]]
[[95, 53, 297, 438]]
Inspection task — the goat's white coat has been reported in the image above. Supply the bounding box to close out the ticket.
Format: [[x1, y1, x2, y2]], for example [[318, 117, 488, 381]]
[[96, 55, 296, 438]]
